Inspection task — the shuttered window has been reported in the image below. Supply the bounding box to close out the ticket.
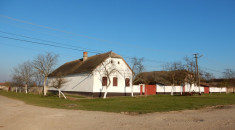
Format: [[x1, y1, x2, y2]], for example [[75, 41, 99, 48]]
[[102, 77, 107, 86], [125, 78, 130, 87], [113, 77, 118, 86]]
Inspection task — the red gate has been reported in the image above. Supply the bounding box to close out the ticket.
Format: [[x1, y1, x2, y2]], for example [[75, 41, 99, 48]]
[[145, 85, 156, 95], [204, 87, 209, 94]]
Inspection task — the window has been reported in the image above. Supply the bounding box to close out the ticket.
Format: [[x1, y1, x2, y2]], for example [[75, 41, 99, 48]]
[[125, 78, 130, 87], [118, 61, 120, 64], [113, 77, 118, 86], [102, 77, 107, 86]]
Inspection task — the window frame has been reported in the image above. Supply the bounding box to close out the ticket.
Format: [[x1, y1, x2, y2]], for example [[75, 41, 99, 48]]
[[102, 77, 107, 86], [125, 78, 130, 87], [113, 77, 118, 87]]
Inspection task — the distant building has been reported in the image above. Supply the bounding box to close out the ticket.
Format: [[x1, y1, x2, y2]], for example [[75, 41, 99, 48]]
[[0, 82, 9, 91], [134, 71, 227, 94]]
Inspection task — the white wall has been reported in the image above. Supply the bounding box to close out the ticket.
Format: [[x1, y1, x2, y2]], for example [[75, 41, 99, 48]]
[[156, 84, 183, 93], [156, 83, 227, 93], [184, 83, 204, 93], [157, 84, 171, 93], [93, 57, 133, 93], [48, 73, 94, 92], [210, 87, 227, 93]]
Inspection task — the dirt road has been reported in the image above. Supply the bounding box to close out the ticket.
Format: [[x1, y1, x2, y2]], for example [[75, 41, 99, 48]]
[[0, 95, 234, 130]]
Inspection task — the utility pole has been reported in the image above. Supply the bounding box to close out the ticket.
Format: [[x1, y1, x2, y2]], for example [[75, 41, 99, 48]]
[[193, 53, 203, 93]]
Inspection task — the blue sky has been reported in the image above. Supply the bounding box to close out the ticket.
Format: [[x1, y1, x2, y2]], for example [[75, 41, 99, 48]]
[[0, 0, 234, 82]]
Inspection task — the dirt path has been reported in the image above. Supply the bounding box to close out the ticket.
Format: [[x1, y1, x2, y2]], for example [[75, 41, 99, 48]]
[[0, 95, 234, 130]]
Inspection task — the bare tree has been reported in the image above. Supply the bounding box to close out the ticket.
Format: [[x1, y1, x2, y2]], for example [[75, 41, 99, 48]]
[[34, 72, 44, 94], [12, 61, 34, 94], [201, 71, 214, 82], [50, 73, 67, 99], [131, 57, 144, 96], [223, 69, 235, 93], [184, 57, 196, 93], [33, 52, 58, 96], [96, 57, 122, 99], [131, 57, 144, 78], [11, 75, 24, 92], [164, 61, 185, 95]]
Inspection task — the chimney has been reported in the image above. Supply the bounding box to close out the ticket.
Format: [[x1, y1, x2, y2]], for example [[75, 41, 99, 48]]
[[83, 52, 88, 61]]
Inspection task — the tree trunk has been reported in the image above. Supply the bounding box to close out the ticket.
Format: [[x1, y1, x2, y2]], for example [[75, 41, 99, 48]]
[[103, 86, 108, 99], [59, 89, 61, 98], [38, 87, 41, 95], [199, 85, 201, 94], [131, 85, 134, 97], [164, 86, 165, 94], [43, 77, 48, 96], [171, 77, 175, 96], [189, 84, 192, 93], [25, 84, 28, 94], [59, 89, 67, 99], [103, 77, 111, 99], [171, 85, 174, 96], [180, 86, 183, 95]]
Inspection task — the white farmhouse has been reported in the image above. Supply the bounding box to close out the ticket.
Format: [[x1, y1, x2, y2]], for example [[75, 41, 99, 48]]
[[48, 51, 134, 97]]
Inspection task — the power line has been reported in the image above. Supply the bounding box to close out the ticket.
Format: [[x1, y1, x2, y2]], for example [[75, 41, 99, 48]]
[[2, 29, 224, 72], [0, 30, 102, 54], [0, 14, 99, 40], [0, 20, 92, 47], [0, 42, 80, 59], [0, 19, 187, 60], [201, 66, 224, 74], [0, 31, 166, 63], [0, 14, 187, 55], [0, 35, 99, 54], [0, 36, 226, 77]]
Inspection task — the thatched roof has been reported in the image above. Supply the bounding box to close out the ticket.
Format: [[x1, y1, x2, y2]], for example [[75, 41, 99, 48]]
[[206, 78, 235, 87], [134, 70, 188, 85], [49, 51, 125, 77], [134, 71, 235, 87], [200, 82, 210, 87]]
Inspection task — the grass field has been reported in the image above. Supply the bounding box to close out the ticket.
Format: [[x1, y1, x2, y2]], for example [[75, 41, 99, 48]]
[[0, 90, 235, 113]]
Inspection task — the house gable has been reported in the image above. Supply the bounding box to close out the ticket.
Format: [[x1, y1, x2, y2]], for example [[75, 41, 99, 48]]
[[49, 51, 132, 77]]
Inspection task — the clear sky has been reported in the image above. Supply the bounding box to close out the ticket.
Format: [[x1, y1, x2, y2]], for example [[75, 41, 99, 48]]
[[0, 0, 234, 82]]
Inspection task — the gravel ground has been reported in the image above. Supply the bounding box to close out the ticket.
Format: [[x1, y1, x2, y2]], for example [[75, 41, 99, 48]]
[[0, 95, 234, 130]]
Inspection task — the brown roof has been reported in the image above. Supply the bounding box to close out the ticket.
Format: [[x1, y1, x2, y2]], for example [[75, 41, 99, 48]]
[[206, 78, 235, 87], [49, 51, 130, 77], [0, 83, 6, 86], [134, 70, 188, 85], [200, 82, 210, 87]]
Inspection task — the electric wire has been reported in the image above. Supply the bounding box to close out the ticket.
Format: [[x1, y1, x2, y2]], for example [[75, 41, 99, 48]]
[[0, 35, 99, 54], [0, 14, 188, 55], [0, 30, 103, 54]]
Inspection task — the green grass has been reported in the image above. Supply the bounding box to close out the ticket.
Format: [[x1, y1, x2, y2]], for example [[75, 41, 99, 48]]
[[64, 93, 86, 99], [0, 90, 235, 113]]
